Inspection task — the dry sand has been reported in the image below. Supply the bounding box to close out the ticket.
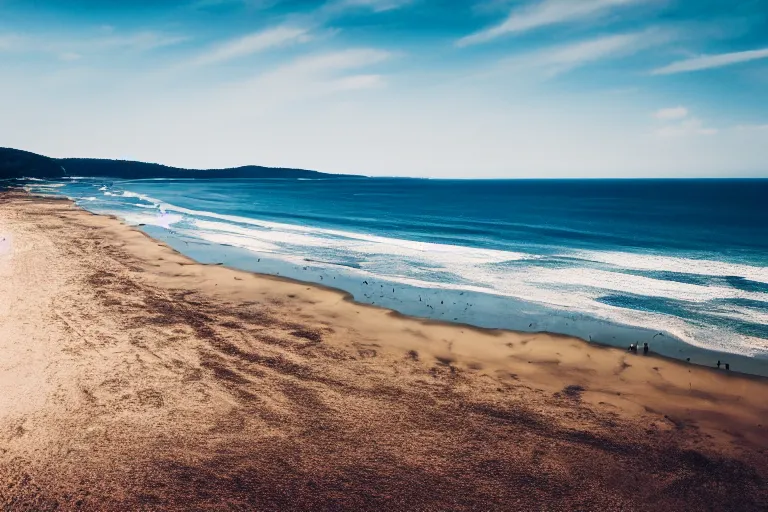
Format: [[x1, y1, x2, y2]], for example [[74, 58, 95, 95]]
[[0, 190, 766, 511]]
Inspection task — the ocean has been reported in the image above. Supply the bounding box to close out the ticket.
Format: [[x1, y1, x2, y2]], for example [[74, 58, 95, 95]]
[[29, 177, 768, 375]]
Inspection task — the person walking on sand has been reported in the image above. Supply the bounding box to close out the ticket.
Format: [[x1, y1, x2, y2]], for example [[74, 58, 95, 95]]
[[717, 360, 721, 369], [643, 342, 649, 355]]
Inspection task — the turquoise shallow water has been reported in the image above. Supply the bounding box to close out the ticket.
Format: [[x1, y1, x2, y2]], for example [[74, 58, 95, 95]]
[[30, 177, 768, 375]]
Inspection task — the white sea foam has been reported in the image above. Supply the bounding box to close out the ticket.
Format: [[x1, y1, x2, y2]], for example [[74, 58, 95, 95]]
[[519, 267, 767, 303], [122, 212, 184, 229], [182, 230, 280, 254], [29, 183, 65, 188], [704, 304, 768, 327], [193, 220, 336, 248], [121, 192, 767, 301], [191, 219, 529, 265], [125, 195, 523, 261], [121, 190, 160, 205], [571, 249, 768, 285]]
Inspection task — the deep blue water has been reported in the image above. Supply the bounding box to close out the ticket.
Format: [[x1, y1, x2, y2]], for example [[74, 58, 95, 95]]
[[31, 177, 768, 372]]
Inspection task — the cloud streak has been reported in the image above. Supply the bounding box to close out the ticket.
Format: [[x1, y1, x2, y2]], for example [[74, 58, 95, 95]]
[[501, 28, 671, 76], [335, 0, 414, 12], [654, 106, 688, 120], [189, 26, 311, 67], [0, 30, 187, 57], [652, 47, 768, 75], [653, 107, 717, 137], [95, 31, 188, 52], [257, 48, 392, 81], [234, 48, 392, 97], [185, 0, 408, 68], [203, 48, 392, 115], [457, 0, 645, 47]]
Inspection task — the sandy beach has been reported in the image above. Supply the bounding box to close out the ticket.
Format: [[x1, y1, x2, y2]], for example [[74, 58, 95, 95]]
[[0, 190, 766, 511]]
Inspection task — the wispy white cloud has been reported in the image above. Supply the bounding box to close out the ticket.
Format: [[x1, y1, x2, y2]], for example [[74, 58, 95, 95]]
[[654, 106, 687, 120], [652, 47, 768, 75], [258, 48, 391, 81], [141, 47, 392, 130], [189, 26, 311, 67], [59, 52, 83, 62], [94, 31, 188, 52], [194, 0, 414, 15], [313, 0, 415, 21], [457, 0, 646, 47], [656, 118, 717, 137], [191, 0, 288, 11], [0, 30, 187, 57], [654, 108, 716, 137], [501, 29, 671, 77], [230, 48, 392, 105], [183, 0, 406, 68], [335, 0, 414, 12], [186, 48, 390, 110], [328, 73, 386, 91]]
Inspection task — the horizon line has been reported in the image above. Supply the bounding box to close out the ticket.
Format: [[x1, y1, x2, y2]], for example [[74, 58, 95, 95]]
[[3, 146, 767, 181]]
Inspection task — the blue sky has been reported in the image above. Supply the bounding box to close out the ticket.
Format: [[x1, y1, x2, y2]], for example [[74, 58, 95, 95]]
[[1, 0, 768, 177]]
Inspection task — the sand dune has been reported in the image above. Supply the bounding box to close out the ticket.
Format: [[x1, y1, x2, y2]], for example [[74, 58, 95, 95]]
[[0, 191, 766, 511]]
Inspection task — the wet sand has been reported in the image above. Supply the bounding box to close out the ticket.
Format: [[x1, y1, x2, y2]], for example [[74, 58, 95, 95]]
[[0, 190, 767, 511]]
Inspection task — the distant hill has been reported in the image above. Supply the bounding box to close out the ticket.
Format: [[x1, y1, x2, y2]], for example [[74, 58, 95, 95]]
[[0, 148, 358, 180], [0, 148, 67, 179]]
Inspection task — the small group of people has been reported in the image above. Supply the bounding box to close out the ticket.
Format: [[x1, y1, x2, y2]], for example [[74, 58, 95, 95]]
[[626, 343, 733, 372], [627, 342, 649, 355]]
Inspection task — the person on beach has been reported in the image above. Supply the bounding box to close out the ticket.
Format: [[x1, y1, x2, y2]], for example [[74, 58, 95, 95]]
[[717, 360, 721, 369], [643, 343, 649, 355], [725, 363, 730, 371]]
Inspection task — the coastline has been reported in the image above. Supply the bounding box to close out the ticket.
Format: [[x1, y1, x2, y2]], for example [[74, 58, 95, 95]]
[[26, 176, 768, 376], [1, 190, 767, 510], [58, 182, 768, 378], [148, 258, 768, 385], [28, 184, 768, 377]]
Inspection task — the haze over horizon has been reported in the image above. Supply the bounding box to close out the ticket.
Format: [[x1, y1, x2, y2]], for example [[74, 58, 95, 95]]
[[2, 0, 768, 178]]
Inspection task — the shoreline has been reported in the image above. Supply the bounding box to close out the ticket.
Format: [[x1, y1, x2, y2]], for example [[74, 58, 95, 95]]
[[62, 188, 767, 378], [21, 191, 768, 401], [211, 261, 768, 382], [1, 190, 767, 510]]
